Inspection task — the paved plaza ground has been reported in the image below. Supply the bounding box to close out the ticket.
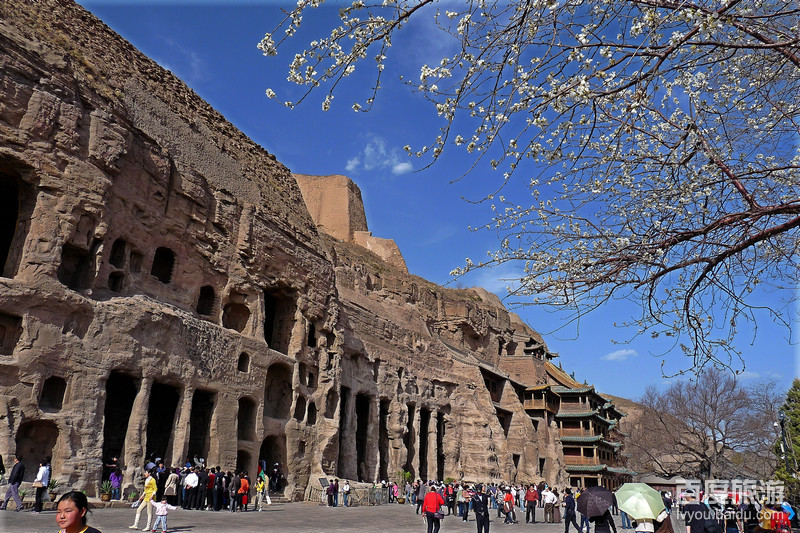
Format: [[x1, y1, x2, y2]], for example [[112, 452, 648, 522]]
[[1, 501, 626, 532]]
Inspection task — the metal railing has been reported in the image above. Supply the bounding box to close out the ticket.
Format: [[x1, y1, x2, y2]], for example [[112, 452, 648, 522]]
[[306, 486, 392, 506]]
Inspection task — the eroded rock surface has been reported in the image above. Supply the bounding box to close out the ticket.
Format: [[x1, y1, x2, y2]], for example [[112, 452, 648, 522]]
[[0, 0, 633, 499]]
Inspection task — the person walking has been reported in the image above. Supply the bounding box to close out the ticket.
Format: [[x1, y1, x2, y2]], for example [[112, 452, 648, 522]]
[[620, 510, 632, 529], [422, 484, 446, 533], [563, 488, 582, 533], [590, 509, 618, 533], [504, 488, 518, 524], [464, 484, 475, 522], [1, 455, 25, 511], [32, 457, 50, 514], [543, 487, 557, 523], [472, 484, 492, 533], [150, 497, 177, 532], [458, 483, 468, 520], [416, 481, 427, 515], [129, 469, 158, 531]]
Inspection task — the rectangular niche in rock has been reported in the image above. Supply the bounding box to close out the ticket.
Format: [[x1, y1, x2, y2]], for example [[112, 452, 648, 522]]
[[494, 406, 512, 438], [0, 167, 34, 279], [0, 313, 22, 355], [263, 288, 296, 355], [57, 242, 98, 291]]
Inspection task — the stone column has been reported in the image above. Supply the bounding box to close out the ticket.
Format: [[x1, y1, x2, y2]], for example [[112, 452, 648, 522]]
[[207, 390, 226, 468], [344, 390, 358, 479], [368, 396, 379, 482], [122, 377, 152, 491], [170, 385, 194, 468], [411, 406, 421, 479], [426, 411, 436, 481]]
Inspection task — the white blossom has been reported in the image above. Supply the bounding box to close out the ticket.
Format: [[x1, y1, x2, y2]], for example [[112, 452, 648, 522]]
[[259, 0, 800, 374]]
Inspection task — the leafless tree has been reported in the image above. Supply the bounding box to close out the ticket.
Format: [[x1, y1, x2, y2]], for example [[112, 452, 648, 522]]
[[626, 371, 780, 479]]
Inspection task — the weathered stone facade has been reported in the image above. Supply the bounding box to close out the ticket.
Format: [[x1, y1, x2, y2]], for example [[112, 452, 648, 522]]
[[0, 0, 609, 500]]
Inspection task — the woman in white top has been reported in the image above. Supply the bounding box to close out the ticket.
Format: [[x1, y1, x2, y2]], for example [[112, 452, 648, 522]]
[[33, 457, 51, 513]]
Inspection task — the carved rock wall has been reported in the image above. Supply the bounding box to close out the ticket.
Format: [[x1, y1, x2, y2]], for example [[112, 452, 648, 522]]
[[0, 0, 567, 498]]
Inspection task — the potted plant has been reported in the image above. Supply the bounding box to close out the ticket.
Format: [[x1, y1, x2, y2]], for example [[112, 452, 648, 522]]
[[99, 481, 113, 502], [18, 488, 27, 508], [395, 469, 412, 504], [127, 490, 138, 503], [48, 478, 62, 501]]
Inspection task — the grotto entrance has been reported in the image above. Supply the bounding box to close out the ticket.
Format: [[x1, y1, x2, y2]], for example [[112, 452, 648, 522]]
[[102, 372, 138, 478], [146, 382, 180, 464], [260, 435, 287, 492], [187, 390, 215, 462], [378, 399, 390, 482], [16, 420, 59, 482], [355, 393, 370, 482], [418, 408, 431, 481]]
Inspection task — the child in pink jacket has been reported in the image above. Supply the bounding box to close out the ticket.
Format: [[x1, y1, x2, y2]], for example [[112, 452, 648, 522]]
[[150, 497, 177, 532]]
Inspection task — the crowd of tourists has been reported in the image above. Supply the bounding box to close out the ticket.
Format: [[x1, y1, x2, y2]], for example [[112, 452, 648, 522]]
[[119, 455, 285, 531], [399, 479, 800, 533], [3, 452, 798, 533], [406, 479, 607, 533]]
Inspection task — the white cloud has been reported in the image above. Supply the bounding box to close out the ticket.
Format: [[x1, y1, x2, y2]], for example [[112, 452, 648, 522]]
[[602, 349, 638, 361], [345, 157, 360, 171], [737, 370, 761, 380], [392, 162, 413, 175], [346, 135, 413, 176]]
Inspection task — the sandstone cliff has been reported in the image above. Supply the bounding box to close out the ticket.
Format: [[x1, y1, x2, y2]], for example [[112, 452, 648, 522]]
[[0, 0, 571, 499]]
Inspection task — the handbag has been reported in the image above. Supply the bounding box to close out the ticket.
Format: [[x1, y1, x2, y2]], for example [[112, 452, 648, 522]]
[[433, 506, 445, 519], [32, 481, 44, 488]]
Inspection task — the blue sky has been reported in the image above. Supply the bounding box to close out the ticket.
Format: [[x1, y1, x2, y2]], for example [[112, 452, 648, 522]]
[[77, 1, 799, 401]]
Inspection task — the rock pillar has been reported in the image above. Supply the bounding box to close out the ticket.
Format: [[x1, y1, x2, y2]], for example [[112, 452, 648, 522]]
[[123, 377, 152, 491], [170, 385, 194, 468]]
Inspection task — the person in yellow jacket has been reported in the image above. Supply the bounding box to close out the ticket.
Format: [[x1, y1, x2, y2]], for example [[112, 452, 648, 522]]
[[129, 469, 158, 530]]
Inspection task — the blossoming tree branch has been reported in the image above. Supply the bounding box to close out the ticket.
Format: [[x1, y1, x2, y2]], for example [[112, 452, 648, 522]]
[[259, 0, 800, 374]]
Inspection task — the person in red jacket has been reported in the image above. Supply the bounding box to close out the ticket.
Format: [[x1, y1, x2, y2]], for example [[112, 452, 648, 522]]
[[423, 484, 446, 533], [771, 504, 791, 533], [525, 484, 539, 523]]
